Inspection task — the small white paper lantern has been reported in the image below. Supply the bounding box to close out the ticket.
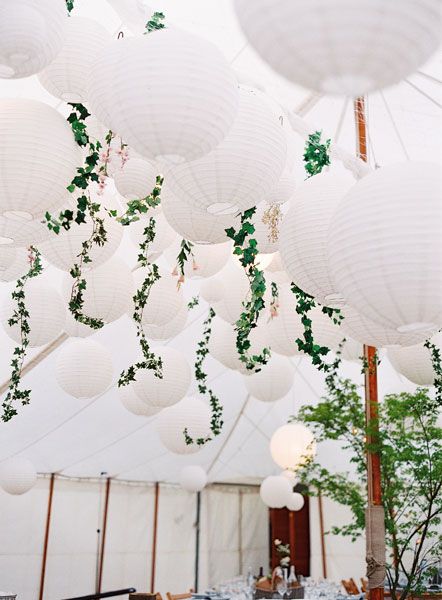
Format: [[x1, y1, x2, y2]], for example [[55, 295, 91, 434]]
[[267, 285, 303, 356], [281, 469, 299, 487], [0, 0, 67, 79], [56, 339, 113, 399], [208, 316, 246, 371], [260, 475, 292, 509], [119, 384, 161, 417], [0, 247, 28, 282], [143, 304, 188, 341], [156, 397, 211, 455], [64, 312, 94, 339], [0, 99, 81, 238], [167, 87, 286, 215], [286, 492, 305, 512], [0, 457, 37, 495], [179, 465, 207, 492], [38, 17, 111, 103], [244, 354, 294, 402], [280, 172, 353, 306], [212, 261, 249, 325], [2, 280, 65, 347], [129, 212, 177, 262], [387, 333, 442, 386], [234, 0, 442, 95], [131, 270, 184, 327], [164, 241, 232, 279], [200, 278, 225, 304], [113, 157, 158, 200], [88, 28, 239, 162], [270, 423, 316, 470], [133, 347, 191, 408]]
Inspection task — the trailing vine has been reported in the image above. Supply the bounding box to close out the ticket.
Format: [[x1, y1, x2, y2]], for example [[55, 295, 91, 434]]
[[304, 130, 331, 178], [65, 0, 74, 14], [145, 12, 166, 33], [184, 308, 224, 446], [425, 339, 442, 407], [269, 281, 279, 318], [226, 207, 270, 371], [2, 247, 43, 422], [188, 296, 200, 310], [116, 176, 162, 226], [173, 239, 196, 287]]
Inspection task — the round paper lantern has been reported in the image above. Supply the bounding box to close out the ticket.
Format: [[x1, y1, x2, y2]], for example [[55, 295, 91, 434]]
[[310, 307, 345, 352], [0, 457, 37, 495], [56, 339, 113, 399], [281, 469, 299, 487], [0, 247, 28, 282], [244, 354, 294, 402], [1, 280, 65, 347], [161, 187, 237, 244], [270, 423, 316, 470], [280, 172, 353, 306], [113, 157, 158, 200], [38, 17, 111, 102], [88, 28, 239, 162], [164, 241, 232, 279], [329, 163, 442, 333], [0, 0, 66, 79], [265, 253, 290, 284], [167, 87, 286, 215], [266, 169, 296, 206], [131, 270, 184, 327], [212, 261, 249, 325], [129, 212, 177, 262], [208, 316, 246, 371], [64, 312, 94, 339], [179, 466, 207, 492], [119, 384, 161, 417], [260, 475, 292, 508], [267, 285, 303, 356], [133, 347, 191, 408], [286, 492, 305, 512], [340, 337, 363, 363], [200, 278, 225, 304], [156, 397, 212, 455], [63, 257, 134, 324], [0, 99, 81, 240], [234, 0, 441, 95], [387, 333, 442, 385], [106, 0, 153, 35], [143, 304, 188, 341], [0, 212, 54, 248]]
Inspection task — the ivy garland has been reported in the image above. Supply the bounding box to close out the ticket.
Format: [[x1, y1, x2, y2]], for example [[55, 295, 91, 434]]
[[184, 308, 224, 446], [174, 239, 195, 287], [2, 247, 43, 422], [187, 296, 200, 310], [425, 340, 442, 407], [145, 12, 166, 33], [304, 130, 331, 178], [226, 207, 270, 371], [65, 0, 74, 14]]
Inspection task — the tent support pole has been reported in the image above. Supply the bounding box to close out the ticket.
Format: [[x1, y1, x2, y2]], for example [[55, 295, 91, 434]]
[[150, 482, 160, 592], [194, 491, 201, 592], [238, 490, 243, 575], [38, 473, 55, 600], [318, 493, 327, 579], [354, 96, 385, 600], [97, 477, 111, 594]]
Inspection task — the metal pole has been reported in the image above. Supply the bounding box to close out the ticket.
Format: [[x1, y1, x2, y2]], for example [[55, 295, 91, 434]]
[[97, 477, 111, 594], [150, 482, 160, 593], [194, 491, 202, 592], [38, 473, 55, 600], [238, 490, 243, 575]]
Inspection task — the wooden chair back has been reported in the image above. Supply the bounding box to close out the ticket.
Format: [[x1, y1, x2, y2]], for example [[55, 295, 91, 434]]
[[360, 578, 368, 593], [166, 593, 193, 600], [129, 595, 163, 600], [341, 579, 360, 595]]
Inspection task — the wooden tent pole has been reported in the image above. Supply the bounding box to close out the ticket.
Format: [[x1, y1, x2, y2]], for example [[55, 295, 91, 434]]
[[38, 473, 55, 600], [317, 493, 328, 579], [150, 482, 160, 593], [97, 477, 111, 594], [194, 491, 202, 592]]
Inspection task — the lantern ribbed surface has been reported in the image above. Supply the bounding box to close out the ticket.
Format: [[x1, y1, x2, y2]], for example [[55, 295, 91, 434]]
[[267, 285, 303, 356], [270, 423, 316, 470], [340, 337, 363, 363], [132, 271, 184, 327], [265, 253, 290, 284], [0, 247, 28, 282], [88, 28, 239, 162], [266, 169, 296, 206], [0, 99, 81, 236], [129, 212, 177, 260], [208, 316, 247, 371], [142, 304, 188, 341], [259, 475, 292, 509], [0, 212, 55, 248], [64, 312, 94, 339], [2, 280, 65, 347], [200, 278, 225, 304], [166, 88, 286, 215], [119, 384, 161, 417], [164, 241, 232, 279], [0, 457, 37, 495], [212, 261, 249, 325], [243, 354, 294, 402], [156, 397, 212, 455], [56, 339, 113, 399], [179, 465, 207, 492], [133, 347, 191, 409], [0, 0, 66, 79], [387, 333, 442, 385], [234, 0, 442, 95], [38, 16, 111, 103], [310, 307, 345, 351], [280, 172, 353, 305], [328, 163, 442, 333], [113, 157, 158, 200], [286, 492, 305, 512]]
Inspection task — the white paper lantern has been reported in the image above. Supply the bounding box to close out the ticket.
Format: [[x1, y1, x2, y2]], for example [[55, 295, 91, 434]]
[[164, 241, 232, 279], [267, 285, 303, 356], [88, 28, 239, 162], [329, 163, 442, 333], [266, 169, 296, 206], [38, 17, 111, 102], [56, 339, 113, 399], [179, 465, 207, 492], [260, 475, 292, 508], [265, 253, 290, 285], [234, 0, 441, 95], [0, 99, 81, 242], [113, 157, 158, 200], [0, 212, 55, 248], [0, 457, 37, 495], [286, 492, 305, 512], [106, 0, 153, 35], [167, 87, 286, 215], [281, 469, 299, 487], [156, 397, 211, 455], [280, 173, 353, 306], [131, 270, 184, 327], [270, 423, 316, 470], [161, 187, 236, 244], [119, 384, 161, 417], [0, 0, 66, 79], [143, 304, 188, 341], [64, 312, 94, 339], [0, 247, 28, 282], [208, 316, 246, 371], [244, 354, 294, 402], [212, 261, 249, 325], [2, 280, 65, 347], [129, 212, 177, 262], [340, 337, 363, 363], [387, 333, 442, 386], [200, 278, 225, 304], [133, 347, 191, 408], [310, 307, 345, 352]]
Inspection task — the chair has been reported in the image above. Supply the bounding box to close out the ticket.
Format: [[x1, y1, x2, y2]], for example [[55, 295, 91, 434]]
[[360, 578, 368, 593], [341, 579, 360, 595], [130, 595, 163, 600], [166, 592, 193, 600]]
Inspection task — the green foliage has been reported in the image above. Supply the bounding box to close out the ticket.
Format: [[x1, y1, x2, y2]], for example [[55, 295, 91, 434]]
[[175, 239, 195, 283], [116, 176, 162, 226], [425, 339, 442, 407], [65, 0, 74, 14], [2, 248, 43, 422], [187, 296, 200, 310], [145, 11, 165, 33], [303, 131, 331, 178]]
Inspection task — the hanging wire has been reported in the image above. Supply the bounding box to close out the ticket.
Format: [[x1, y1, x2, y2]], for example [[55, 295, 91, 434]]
[[379, 91, 410, 160], [333, 97, 350, 144], [404, 79, 442, 109]]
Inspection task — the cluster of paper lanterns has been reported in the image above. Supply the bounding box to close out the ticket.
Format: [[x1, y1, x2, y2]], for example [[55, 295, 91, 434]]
[[259, 475, 304, 512]]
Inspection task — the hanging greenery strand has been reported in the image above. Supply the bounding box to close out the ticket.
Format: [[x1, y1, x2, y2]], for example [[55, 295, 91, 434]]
[[144, 11, 166, 33], [173, 239, 195, 287], [65, 0, 74, 14], [303, 130, 331, 178], [425, 340, 442, 407], [2, 247, 43, 422]]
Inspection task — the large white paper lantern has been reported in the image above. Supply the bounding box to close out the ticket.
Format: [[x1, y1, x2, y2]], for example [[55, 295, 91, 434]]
[[64, 312, 94, 339], [88, 28, 239, 163], [167, 87, 286, 215], [200, 278, 225, 304], [286, 492, 305, 512], [131, 270, 184, 327], [129, 212, 177, 262], [2, 280, 65, 347], [310, 307, 345, 352], [119, 384, 161, 417], [0, 0, 66, 79], [280, 173, 353, 306], [0, 247, 28, 282], [179, 466, 207, 492], [113, 157, 158, 200], [244, 354, 293, 402], [329, 163, 442, 333], [164, 241, 232, 279], [265, 252, 290, 285], [133, 347, 191, 408], [267, 285, 303, 356], [212, 261, 249, 325], [38, 17, 111, 103], [156, 397, 211, 454], [266, 169, 296, 206], [56, 339, 113, 399], [208, 316, 246, 371], [0, 212, 55, 248], [260, 475, 292, 508], [234, 0, 441, 95], [270, 423, 316, 470], [387, 333, 442, 386], [143, 304, 188, 341], [0, 99, 81, 242], [161, 188, 236, 244], [0, 457, 37, 495]]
